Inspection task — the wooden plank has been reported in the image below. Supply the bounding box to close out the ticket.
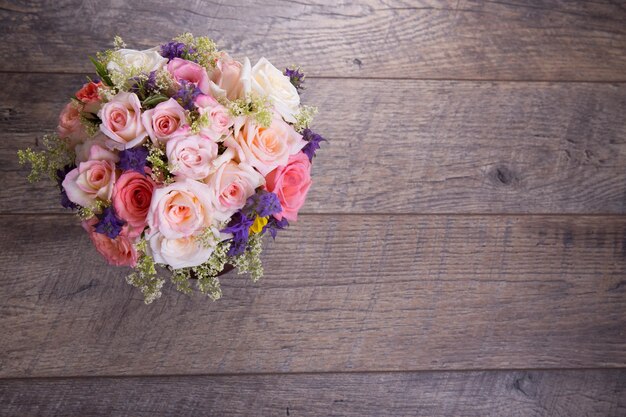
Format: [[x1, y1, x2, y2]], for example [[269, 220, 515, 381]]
[[1, 370, 625, 417], [1, 1, 626, 80], [1, 214, 625, 377], [3, 74, 626, 214]]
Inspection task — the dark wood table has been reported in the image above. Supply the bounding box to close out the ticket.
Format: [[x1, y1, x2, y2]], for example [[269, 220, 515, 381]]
[[1, 1, 625, 415]]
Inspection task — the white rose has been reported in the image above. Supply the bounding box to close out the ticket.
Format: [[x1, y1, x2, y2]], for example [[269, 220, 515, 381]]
[[107, 48, 168, 74], [149, 229, 219, 269], [251, 57, 300, 123]]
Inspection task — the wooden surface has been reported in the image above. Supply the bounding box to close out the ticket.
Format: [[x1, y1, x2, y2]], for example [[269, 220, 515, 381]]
[[2, 0, 626, 81], [1, 370, 625, 417], [1, 0, 626, 415], [2, 214, 625, 377]]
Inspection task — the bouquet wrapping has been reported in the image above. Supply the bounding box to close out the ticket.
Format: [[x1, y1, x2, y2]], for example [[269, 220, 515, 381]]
[[19, 34, 325, 303]]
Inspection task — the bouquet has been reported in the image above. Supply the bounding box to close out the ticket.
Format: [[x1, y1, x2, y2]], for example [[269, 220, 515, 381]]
[[18, 34, 325, 303]]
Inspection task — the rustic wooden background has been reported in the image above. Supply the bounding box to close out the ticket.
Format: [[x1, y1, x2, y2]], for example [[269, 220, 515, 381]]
[[1, 0, 626, 415]]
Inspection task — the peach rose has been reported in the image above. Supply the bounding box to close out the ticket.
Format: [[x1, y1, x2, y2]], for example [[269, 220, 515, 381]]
[[141, 98, 189, 144], [209, 54, 251, 100], [83, 218, 138, 267], [265, 152, 312, 222], [225, 115, 307, 176], [167, 58, 210, 94], [57, 102, 89, 149], [195, 94, 234, 141], [99, 92, 147, 149], [112, 171, 156, 237], [166, 134, 219, 180], [76, 81, 102, 113], [62, 144, 119, 207], [148, 178, 215, 239], [206, 160, 265, 221]]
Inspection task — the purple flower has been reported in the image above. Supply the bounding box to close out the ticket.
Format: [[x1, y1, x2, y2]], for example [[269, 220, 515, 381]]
[[301, 129, 326, 161], [243, 190, 282, 218], [56, 164, 74, 188], [60, 192, 78, 210], [118, 146, 149, 175], [56, 165, 78, 210], [227, 238, 249, 257], [129, 71, 158, 95], [222, 211, 254, 256], [222, 190, 287, 254], [263, 217, 289, 239], [94, 206, 126, 239], [160, 42, 193, 61], [172, 80, 202, 111], [222, 212, 254, 237], [144, 71, 158, 91], [284, 67, 305, 91]]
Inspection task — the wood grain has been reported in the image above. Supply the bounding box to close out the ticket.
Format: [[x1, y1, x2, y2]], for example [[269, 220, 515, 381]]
[[3, 74, 626, 214], [1, 370, 625, 417], [1, 0, 626, 80], [1, 0, 625, 414], [1, 214, 625, 378]]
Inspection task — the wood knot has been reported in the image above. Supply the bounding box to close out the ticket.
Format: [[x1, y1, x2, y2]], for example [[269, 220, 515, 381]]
[[562, 230, 574, 248], [0, 107, 18, 121], [608, 280, 626, 292], [352, 58, 363, 68], [512, 372, 536, 398], [490, 165, 517, 186]]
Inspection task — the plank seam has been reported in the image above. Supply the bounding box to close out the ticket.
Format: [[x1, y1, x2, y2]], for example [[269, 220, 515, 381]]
[[1, 366, 625, 382], [1, 70, 626, 84], [2, 212, 626, 217]]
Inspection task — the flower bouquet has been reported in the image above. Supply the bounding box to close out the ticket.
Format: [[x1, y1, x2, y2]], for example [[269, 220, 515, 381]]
[[18, 34, 325, 303]]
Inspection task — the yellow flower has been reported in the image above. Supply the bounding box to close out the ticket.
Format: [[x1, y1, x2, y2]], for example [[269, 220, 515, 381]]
[[249, 216, 268, 234]]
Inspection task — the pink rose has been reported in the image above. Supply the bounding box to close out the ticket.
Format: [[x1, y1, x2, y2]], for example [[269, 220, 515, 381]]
[[166, 134, 218, 180], [225, 115, 307, 176], [57, 102, 88, 148], [112, 171, 156, 237], [167, 58, 210, 94], [141, 98, 188, 144], [265, 152, 312, 222], [62, 145, 119, 207], [82, 218, 138, 267], [206, 160, 265, 221], [99, 92, 147, 150], [209, 54, 251, 100], [148, 178, 215, 239], [74, 133, 109, 164], [195, 94, 233, 141], [76, 81, 102, 113]]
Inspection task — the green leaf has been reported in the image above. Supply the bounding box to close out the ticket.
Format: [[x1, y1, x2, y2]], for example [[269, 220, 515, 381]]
[[142, 94, 169, 108], [89, 56, 113, 87]]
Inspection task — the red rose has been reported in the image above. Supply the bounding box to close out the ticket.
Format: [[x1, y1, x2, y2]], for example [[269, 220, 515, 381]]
[[112, 171, 156, 237], [75, 81, 102, 113]]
